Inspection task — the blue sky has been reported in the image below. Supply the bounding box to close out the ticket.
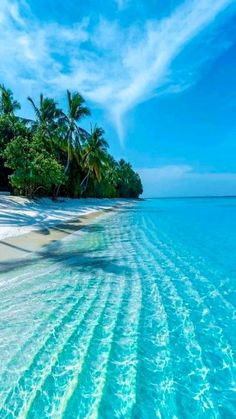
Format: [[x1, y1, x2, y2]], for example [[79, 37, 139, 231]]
[[0, 0, 236, 197]]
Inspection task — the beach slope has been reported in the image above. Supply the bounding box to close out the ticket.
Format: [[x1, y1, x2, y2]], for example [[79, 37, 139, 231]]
[[0, 195, 130, 266]]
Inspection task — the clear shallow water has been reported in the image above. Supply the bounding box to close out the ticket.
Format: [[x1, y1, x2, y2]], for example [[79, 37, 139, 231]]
[[0, 197, 236, 418]]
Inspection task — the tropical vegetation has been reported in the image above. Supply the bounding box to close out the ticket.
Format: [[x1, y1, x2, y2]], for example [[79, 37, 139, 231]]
[[0, 85, 143, 199]]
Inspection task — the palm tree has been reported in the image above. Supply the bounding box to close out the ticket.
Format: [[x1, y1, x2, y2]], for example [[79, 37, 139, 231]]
[[105, 154, 119, 186], [27, 94, 65, 200], [62, 90, 90, 174], [80, 125, 109, 192], [27, 94, 62, 137], [0, 85, 20, 116]]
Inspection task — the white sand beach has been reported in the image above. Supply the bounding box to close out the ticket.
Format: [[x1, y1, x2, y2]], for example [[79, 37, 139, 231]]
[[0, 195, 133, 266], [0, 195, 128, 240]]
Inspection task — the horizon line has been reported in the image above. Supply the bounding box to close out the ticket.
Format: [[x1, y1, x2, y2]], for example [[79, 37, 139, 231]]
[[144, 195, 236, 199]]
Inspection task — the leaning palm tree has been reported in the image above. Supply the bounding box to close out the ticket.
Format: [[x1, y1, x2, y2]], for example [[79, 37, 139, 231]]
[[80, 125, 109, 192], [62, 90, 90, 174], [0, 85, 21, 116]]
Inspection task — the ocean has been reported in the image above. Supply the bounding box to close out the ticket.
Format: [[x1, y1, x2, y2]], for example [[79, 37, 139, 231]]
[[0, 197, 235, 418]]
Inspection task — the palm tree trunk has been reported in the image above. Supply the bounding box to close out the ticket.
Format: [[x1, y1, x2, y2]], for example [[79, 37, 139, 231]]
[[65, 136, 71, 174], [54, 183, 61, 200], [80, 171, 90, 193], [54, 130, 72, 199]]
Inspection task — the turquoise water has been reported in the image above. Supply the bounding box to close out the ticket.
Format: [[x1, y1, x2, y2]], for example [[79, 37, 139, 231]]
[[0, 197, 236, 418]]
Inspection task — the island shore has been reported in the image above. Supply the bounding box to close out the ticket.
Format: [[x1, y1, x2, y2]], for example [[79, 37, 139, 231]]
[[0, 195, 133, 269]]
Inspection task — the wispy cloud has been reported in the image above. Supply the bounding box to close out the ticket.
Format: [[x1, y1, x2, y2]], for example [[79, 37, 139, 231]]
[[115, 0, 129, 11], [139, 165, 236, 197], [0, 0, 235, 141]]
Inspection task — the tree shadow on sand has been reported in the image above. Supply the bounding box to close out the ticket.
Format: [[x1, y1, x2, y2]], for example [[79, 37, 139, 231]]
[[0, 232, 132, 277]]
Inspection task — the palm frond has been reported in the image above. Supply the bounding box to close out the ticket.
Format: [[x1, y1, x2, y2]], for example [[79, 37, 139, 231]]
[[27, 97, 41, 121]]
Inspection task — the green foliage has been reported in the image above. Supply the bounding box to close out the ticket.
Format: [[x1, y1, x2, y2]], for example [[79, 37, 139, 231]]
[[0, 110, 29, 191], [0, 116, 27, 149], [80, 125, 109, 192], [0, 84, 20, 116], [4, 132, 66, 197], [0, 86, 143, 199], [62, 90, 91, 175], [116, 159, 143, 198]]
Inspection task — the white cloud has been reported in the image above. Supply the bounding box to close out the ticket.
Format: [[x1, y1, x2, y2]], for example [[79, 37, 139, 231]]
[[0, 0, 234, 141], [115, 0, 129, 10], [139, 165, 193, 179], [139, 166, 236, 197]]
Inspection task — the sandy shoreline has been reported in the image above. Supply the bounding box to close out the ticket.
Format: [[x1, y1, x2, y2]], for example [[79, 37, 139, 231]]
[[0, 198, 132, 271], [0, 195, 130, 240]]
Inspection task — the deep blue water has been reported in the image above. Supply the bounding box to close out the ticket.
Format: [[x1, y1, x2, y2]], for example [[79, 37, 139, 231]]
[[0, 197, 236, 418]]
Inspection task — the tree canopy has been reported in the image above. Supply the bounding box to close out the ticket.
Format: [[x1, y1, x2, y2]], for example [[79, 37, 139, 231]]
[[0, 86, 143, 199]]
